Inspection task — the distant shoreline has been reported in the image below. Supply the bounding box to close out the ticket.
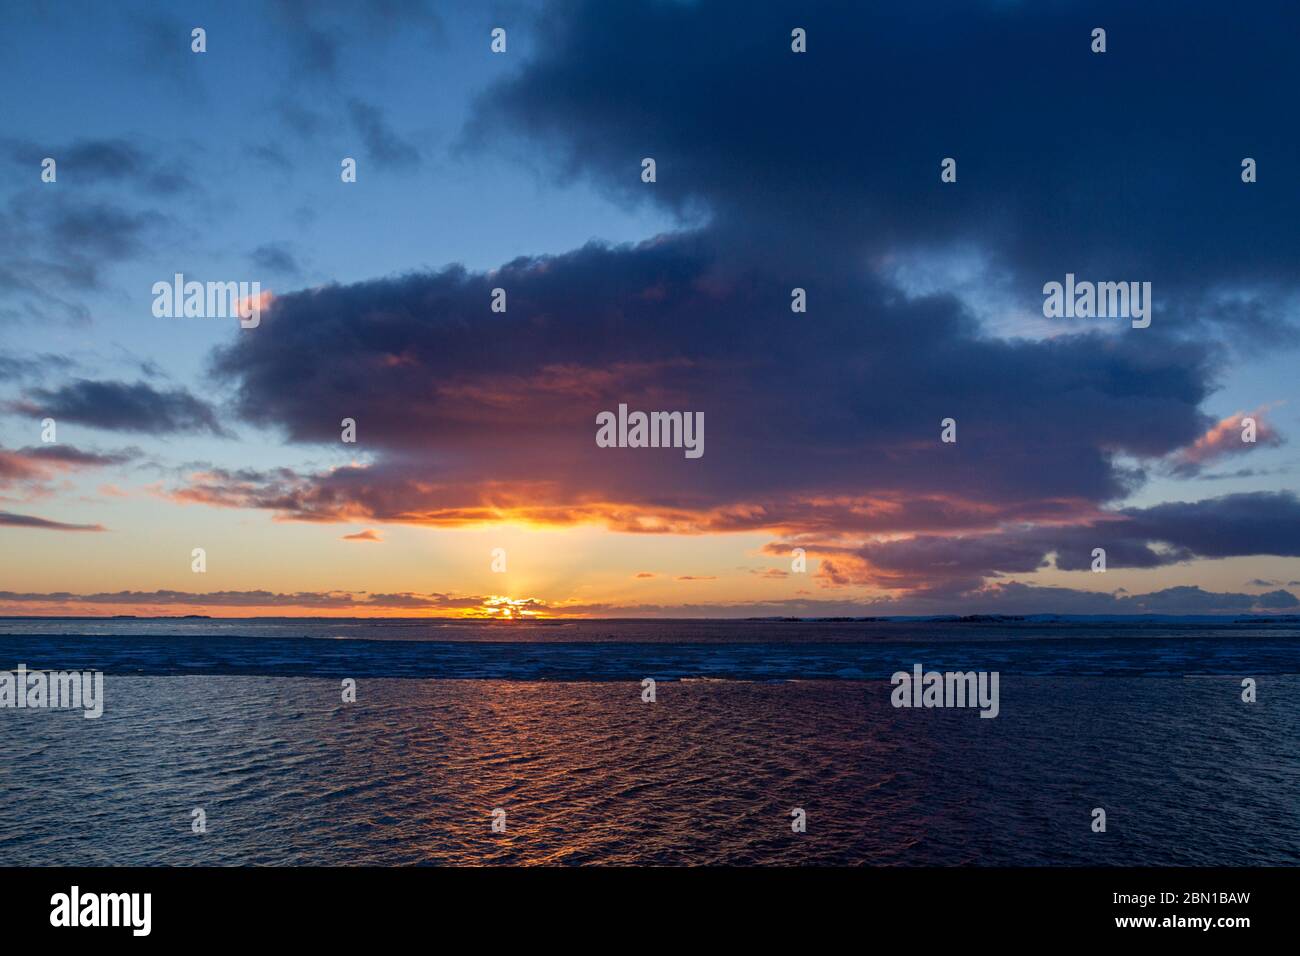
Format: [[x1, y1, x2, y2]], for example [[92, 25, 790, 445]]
[[1, 613, 1297, 624]]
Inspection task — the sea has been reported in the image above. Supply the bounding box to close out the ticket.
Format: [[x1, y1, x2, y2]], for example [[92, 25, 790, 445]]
[[1, 616, 1296, 866]]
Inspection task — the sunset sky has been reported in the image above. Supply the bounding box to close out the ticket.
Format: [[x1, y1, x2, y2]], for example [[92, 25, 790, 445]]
[[2, 0, 1299, 618]]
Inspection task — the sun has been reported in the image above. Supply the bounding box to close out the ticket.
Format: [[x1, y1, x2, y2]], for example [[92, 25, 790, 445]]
[[475, 596, 543, 620]]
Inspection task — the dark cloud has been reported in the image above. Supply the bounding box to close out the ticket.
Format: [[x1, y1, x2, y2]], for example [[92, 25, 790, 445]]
[[801, 491, 1300, 595], [3, 137, 195, 193], [0, 511, 105, 532], [0, 443, 138, 493], [906, 583, 1298, 616], [566, 582, 1300, 621], [202, 232, 1210, 532], [0, 192, 167, 324], [0, 353, 75, 382], [522, 584, 1300, 617], [250, 241, 303, 277], [347, 98, 420, 168], [0, 138, 193, 328], [129, 15, 208, 96], [1195, 468, 1274, 482], [46, 203, 163, 261], [1254, 589, 1300, 610], [12, 380, 231, 437], [467, 0, 1300, 347], [19, 445, 138, 468], [274, 99, 327, 139], [1, 195, 159, 277], [1115, 492, 1300, 562], [270, 0, 444, 78], [250, 143, 293, 171]]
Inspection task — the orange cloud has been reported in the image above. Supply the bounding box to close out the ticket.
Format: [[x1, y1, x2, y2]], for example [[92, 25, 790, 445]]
[[162, 465, 1107, 541]]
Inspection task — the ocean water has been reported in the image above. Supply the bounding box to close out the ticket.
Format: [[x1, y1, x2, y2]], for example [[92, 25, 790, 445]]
[[1, 618, 1297, 865]]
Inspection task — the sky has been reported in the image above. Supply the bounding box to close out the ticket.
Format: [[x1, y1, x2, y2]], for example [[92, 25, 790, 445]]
[[1, 0, 1299, 618]]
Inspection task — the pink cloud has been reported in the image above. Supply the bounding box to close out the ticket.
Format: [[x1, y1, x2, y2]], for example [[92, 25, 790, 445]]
[[1172, 405, 1283, 473]]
